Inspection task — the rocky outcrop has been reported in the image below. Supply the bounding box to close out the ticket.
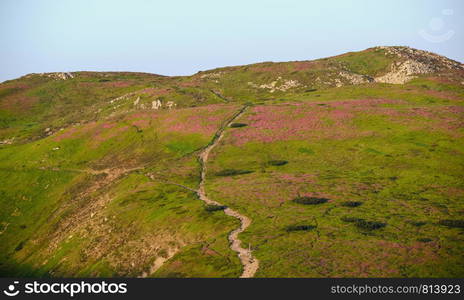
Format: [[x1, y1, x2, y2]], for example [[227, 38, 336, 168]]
[[40, 72, 74, 80], [374, 46, 463, 84], [375, 60, 435, 84], [376, 46, 463, 70], [0, 137, 15, 145], [151, 99, 162, 110], [200, 72, 224, 79], [339, 71, 373, 85], [248, 76, 302, 92]]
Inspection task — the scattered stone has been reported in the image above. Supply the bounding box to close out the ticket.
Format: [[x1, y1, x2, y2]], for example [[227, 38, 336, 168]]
[[0, 137, 15, 145], [248, 76, 302, 93], [109, 92, 137, 104], [152, 99, 162, 110], [200, 72, 224, 79], [166, 101, 176, 109], [339, 71, 373, 85], [39, 72, 74, 80]]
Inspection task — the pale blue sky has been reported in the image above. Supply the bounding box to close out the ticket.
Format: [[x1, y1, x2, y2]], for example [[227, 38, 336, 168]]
[[1, 0, 463, 82]]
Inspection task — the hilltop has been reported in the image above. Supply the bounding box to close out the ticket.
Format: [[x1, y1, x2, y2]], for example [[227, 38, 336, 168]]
[[0, 46, 463, 277], [1, 46, 462, 145]]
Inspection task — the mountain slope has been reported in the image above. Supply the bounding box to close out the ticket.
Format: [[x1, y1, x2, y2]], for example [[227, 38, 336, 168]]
[[0, 46, 463, 277]]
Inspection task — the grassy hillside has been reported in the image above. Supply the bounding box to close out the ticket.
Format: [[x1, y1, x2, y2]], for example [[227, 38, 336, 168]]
[[206, 88, 463, 277], [0, 102, 242, 277], [0, 46, 463, 277]]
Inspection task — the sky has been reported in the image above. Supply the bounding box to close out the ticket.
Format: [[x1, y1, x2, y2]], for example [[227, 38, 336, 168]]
[[1, 0, 463, 82]]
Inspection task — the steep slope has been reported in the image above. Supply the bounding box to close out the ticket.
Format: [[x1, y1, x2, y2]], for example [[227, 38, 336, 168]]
[[0, 46, 463, 277]]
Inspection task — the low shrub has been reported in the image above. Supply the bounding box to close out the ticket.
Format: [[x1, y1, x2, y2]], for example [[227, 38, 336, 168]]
[[298, 147, 314, 154], [417, 238, 432, 243], [355, 220, 386, 230], [230, 123, 247, 128], [215, 169, 253, 176], [293, 196, 328, 205], [286, 225, 316, 232], [409, 221, 427, 227], [341, 217, 364, 223], [341, 217, 386, 230], [14, 241, 25, 252], [205, 205, 227, 212], [268, 160, 288, 166], [438, 220, 464, 228], [341, 201, 362, 207]]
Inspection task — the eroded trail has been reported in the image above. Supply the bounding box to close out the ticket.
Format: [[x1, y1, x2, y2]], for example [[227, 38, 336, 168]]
[[197, 105, 259, 278]]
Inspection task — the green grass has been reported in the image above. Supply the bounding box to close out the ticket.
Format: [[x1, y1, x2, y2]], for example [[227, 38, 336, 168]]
[[331, 47, 395, 76]]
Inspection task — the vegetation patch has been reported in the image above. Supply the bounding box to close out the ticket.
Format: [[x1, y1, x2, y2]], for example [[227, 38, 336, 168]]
[[286, 225, 316, 232], [215, 169, 253, 176], [293, 196, 328, 205], [438, 220, 464, 229], [341, 217, 364, 223], [298, 147, 314, 155], [341, 217, 386, 230], [332, 48, 393, 76], [341, 201, 362, 207], [409, 221, 427, 227], [355, 220, 386, 230], [267, 160, 288, 166], [204, 205, 227, 212], [417, 238, 433, 243], [14, 241, 25, 252], [230, 123, 248, 128]]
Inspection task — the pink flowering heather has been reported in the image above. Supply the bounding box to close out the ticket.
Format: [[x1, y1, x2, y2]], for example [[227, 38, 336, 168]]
[[162, 104, 239, 137], [53, 127, 80, 141], [91, 125, 129, 147], [122, 104, 240, 138], [231, 99, 404, 145], [212, 171, 332, 207], [54, 121, 126, 144]]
